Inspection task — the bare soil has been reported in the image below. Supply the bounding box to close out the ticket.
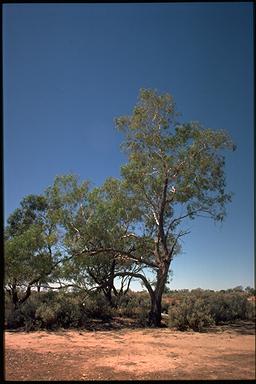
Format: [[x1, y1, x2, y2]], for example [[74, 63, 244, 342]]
[[4, 319, 255, 381]]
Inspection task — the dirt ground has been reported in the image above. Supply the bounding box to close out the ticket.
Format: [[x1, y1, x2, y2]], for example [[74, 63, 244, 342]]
[[4, 319, 255, 381]]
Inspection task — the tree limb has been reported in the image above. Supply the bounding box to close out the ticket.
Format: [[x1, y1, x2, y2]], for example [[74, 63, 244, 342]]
[[114, 271, 154, 299]]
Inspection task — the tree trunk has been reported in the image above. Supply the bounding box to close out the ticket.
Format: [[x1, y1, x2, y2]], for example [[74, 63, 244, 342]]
[[11, 285, 19, 309], [148, 261, 170, 327], [103, 286, 116, 308], [148, 293, 162, 327]]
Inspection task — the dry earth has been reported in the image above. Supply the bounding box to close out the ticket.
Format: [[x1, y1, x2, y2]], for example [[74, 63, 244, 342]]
[[4, 320, 256, 381]]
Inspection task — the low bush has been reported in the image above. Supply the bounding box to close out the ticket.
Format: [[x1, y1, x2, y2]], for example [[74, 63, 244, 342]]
[[5, 293, 40, 330], [167, 291, 255, 332], [207, 292, 252, 324], [245, 300, 255, 321], [168, 295, 214, 332], [117, 291, 150, 321], [35, 303, 60, 329], [81, 294, 115, 321], [5, 290, 116, 330], [5, 288, 255, 331]]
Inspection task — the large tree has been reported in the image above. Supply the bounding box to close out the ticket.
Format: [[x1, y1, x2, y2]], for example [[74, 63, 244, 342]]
[[64, 89, 235, 326], [112, 88, 235, 326]]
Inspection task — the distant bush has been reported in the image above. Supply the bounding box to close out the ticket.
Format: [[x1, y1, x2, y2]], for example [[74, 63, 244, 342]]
[[5, 306, 26, 330], [161, 299, 170, 314], [168, 295, 214, 332], [207, 292, 252, 324], [245, 300, 255, 321], [35, 303, 60, 329], [167, 290, 255, 332]]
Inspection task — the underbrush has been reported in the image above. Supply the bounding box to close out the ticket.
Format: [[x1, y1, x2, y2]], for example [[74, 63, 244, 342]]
[[168, 291, 255, 332], [116, 291, 150, 325], [5, 289, 255, 332], [5, 291, 115, 331]]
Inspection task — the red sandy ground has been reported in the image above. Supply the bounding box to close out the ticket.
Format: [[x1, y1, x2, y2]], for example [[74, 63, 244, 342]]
[[4, 319, 255, 381]]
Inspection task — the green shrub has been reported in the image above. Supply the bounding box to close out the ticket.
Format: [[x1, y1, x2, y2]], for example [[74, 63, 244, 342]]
[[168, 296, 215, 332], [35, 292, 88, 329], [208, 292, 250, 324], [55, 293, 87, 328], [5, 306, 25, 329], [5, 293, 40, 330], [35, 302, 60, 329], [117, 292, 150, 319], [81, 294, 115, 321], [245, 300, 255, 321]]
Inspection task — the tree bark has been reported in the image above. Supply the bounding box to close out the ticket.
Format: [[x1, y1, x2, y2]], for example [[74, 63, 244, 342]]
[[148, 260, 170, 327], [11, 284, 19, 309], [148, 292, 162, 327], [114, 268, 169, 328], [103, 286, 116, 308]]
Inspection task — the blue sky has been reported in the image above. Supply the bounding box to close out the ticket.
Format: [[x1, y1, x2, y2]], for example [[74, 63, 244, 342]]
[[3, 3, 254, 291]]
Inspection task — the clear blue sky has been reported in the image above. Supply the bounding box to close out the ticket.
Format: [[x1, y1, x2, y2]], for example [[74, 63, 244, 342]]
[[3, 3, 254, 291]]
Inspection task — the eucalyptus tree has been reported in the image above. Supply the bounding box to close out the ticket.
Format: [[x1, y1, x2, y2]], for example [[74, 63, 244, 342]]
[[45, 175, 141, 304], [111, 88, 236, 326]]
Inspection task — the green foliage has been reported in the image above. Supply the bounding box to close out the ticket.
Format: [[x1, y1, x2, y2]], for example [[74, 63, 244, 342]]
[[168, 295, 214, 332], [5, 288, 254, 331], [207, 292, 253, 324], [244, 286, 256, 295], [5, 292, 39, 330], [35, 303, 60, 329], [116, 88, 235, 230], [167, 290, 255, 332], [81, 294, 115, 321], [117, 291, 150, 324], [4, 192, 61, 307], [5, 290, 116, 330]]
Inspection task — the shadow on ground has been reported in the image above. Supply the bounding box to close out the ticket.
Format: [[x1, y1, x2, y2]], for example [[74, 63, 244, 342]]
[[211, 320, 256, 335]]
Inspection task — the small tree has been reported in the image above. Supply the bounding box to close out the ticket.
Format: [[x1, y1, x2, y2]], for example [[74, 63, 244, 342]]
[[4, 195, 59, 308], [44, 175, 140, 305]]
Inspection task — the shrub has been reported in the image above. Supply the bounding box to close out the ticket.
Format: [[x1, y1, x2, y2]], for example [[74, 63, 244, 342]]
[[168, 295, 215, 332], [5, 293, 40, 330], [208, 292, 250, 324], [245, 300, 255, 321], [5, 306, 25, 329], [35, 302, 60, 329], [117, 292, 150, 320], [55, 293, 87, 328], [81, 293, 115, 321]]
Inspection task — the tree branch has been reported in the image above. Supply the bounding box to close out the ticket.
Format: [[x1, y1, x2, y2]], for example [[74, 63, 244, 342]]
[[158, 175, 169, 255], [114, 271, 154, 299], [168, 230, 190, 261], [75, 247, 158, 269]]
